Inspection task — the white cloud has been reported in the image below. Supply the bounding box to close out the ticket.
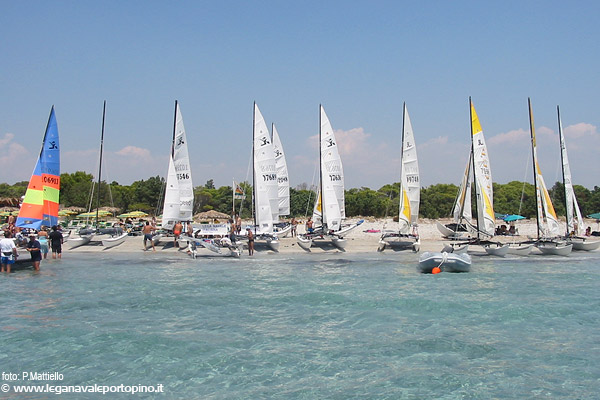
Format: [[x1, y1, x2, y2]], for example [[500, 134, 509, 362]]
[[115, 146, 152, 159], [0, 133, 32, 182]]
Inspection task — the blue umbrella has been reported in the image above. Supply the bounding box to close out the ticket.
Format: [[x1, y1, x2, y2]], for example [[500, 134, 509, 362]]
[[587, 212, 600, 220], [503, 214, 525, 222]]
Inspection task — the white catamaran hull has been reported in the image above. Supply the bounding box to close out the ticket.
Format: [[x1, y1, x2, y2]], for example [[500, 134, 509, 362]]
[[378, 233, 420, 252], [507, 243, 534, 256], [101, 233, 128, 248], [537, 242, 573, 256], [570, 237, 600, 251], [483, 243, 509, 257], [67, 234, 94, 249], [179, 237, 242, 258]]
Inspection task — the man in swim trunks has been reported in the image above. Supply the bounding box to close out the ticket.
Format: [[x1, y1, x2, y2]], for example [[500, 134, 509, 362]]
[[246, 228, 254, 256], [26, 234, 42, 271], [142, 222, 156, 251], [173, 221, 183, 248], [48, 225, 63, 259], [1, 231, 18, 273]]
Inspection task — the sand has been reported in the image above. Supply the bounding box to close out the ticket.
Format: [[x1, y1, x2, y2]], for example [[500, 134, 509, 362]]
[[64, 217, 566, 255]]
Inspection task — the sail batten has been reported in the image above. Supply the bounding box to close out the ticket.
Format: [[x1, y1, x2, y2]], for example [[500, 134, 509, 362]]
[[16, 107, 60, 229]]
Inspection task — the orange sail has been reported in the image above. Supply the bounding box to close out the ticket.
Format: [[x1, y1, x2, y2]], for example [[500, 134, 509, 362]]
[[16, 107, 60, 229]]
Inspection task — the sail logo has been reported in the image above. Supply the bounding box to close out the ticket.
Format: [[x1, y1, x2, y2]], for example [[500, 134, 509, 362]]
[[277, 176, 288, 183], [175, 136, 185, 148], [175, 164, 188, 172], [274, 149, 282, 157], [260, 137, 270, 146], [325, 138, 336, 147], [260, 165, 276, 172], [48, 141, 58, 150]]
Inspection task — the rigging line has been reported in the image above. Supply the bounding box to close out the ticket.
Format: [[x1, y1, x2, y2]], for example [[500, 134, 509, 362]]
[[238, 145, 253, 217], [304, 161, 319, 218], [518, 148, 531, 216]]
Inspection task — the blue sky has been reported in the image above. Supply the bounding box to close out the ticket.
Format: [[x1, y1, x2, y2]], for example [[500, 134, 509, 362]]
[[2, 1, 599, 190]]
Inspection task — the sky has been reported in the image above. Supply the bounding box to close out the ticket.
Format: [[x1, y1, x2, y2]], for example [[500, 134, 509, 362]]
[[1, 1, 600, 191]]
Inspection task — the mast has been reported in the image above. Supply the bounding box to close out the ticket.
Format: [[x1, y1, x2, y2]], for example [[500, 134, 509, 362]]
[[95, 101, 106, 229], [319, 104, 325, 230], [469, 97, 480, 240], [557, 105, 569, 235], [528, 98, 540, 240], [252, 102, 257, 235], [399, 102, 406, 230], [172, 101, 178, 158]]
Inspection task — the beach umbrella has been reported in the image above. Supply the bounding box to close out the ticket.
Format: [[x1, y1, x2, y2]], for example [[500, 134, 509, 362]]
[[193, 210, 230, 221], [503, 214, 525, 222], [587, 212, 600, 220]]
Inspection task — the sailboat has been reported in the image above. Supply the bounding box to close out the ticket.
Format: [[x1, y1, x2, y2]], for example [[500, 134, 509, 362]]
[[378, 103, 421, 252], [271, 123, 292, 237], [161, 100, 194, 230], [528, 99, 572, 255], [442, 99, 508, 256], [16, 107, 60, 231], [297, 105, 363, 250], [248, 102, 280, 251], [557, 106, 600, 251]]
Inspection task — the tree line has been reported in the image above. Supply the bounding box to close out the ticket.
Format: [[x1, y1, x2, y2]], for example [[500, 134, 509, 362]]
[[2, 172, 599, 220]]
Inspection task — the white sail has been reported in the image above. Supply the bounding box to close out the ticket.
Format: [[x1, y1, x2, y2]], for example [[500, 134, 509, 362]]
[[162, 156, 180, 230], [558, 108, 585, 236], [398, 104, 420, 234], [319, 105, 345, 231], [529, 100, 560, 237], [272, 124, 290, 216], [173, 102, 194, 222], [452, 153, 473, 225], [470, 100, 495, 237], [253, 103, 279, 234]]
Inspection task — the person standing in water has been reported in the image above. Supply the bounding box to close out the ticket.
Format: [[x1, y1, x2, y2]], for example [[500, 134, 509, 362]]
[[48, 225, 63, 259], [1, 231, 18, 273], [26, 234, 42, 271], [246, 228, 254, 256]]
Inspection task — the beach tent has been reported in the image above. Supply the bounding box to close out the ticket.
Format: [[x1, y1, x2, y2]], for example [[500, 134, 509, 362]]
[[503, 214, 525, 222]]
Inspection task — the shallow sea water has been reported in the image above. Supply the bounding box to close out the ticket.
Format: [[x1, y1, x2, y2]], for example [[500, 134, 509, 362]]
[[1, 251, 599, 399]]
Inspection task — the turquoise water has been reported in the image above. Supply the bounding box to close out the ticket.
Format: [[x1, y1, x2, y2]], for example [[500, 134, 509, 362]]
[[1, 252, 599, 399]]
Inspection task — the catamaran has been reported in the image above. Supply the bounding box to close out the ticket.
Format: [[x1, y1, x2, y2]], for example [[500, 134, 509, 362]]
[[528, 99, 572, 255], [16, 107, 60, 231], [247, 102, 280, 251], [436, 153, 473, 239], [378, 103, 420, 252], [557, 106, 599, 251], [440, 99, 508, 256], [297, 105, 363, 250]]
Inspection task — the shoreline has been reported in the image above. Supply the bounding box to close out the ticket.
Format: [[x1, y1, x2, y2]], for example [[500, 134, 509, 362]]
[[63, 218, 600, 255]]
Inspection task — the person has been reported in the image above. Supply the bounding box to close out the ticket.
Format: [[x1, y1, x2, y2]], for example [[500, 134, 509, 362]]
[[236, 214, 242, 235], [291, 217, 298, 237], [186, 221, 193, 237], [1, 231, 18, 273], [586, 226, 592, 237], [48, 225, 63, 259], [229, 221, 237, 244], [173, 221, 183, 247], [246, 228, 254, 256], [38, 228, 50, 259], [306, 217, 314, 234], [151, 216, 157, 228], [142, 221, 156, 251], [26, 234, 42, 271]]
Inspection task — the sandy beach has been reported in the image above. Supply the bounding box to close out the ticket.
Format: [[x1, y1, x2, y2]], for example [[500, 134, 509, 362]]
[[63, 217, 597, 255]]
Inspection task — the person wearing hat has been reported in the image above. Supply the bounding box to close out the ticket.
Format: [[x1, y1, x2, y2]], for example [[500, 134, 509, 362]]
[[246, 228, 254, 256], [0, 231, 18, 273], [26, 233, 42, 271]]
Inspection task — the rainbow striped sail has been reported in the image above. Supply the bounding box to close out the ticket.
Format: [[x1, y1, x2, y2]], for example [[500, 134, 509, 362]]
[[16, 107, 60, 229]]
